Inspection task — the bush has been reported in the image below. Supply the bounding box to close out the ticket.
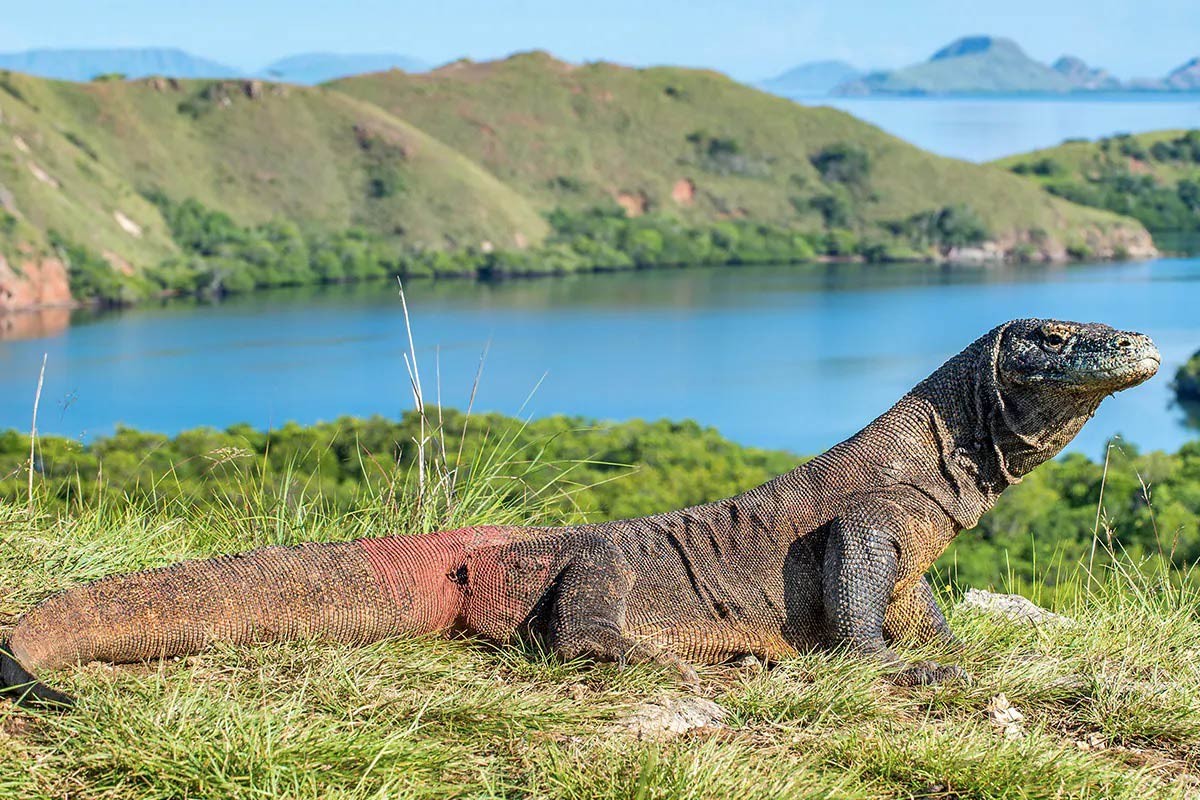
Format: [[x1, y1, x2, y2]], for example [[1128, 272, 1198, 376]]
[[810, 193, 853, 228], [49, 232, 154, 306], [684, 130, 768, 177], [1175, 350, 1200, 403], [1010, 158, 1063, 177], [890, 205, 989, 251], [810, 144, 871, 187], [1046, 171, 1200, 233], [65, 197, 845, 305]]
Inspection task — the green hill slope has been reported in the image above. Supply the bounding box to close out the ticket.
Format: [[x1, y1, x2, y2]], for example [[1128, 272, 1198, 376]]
[[0, 69, 549, 306], [333, 52, 1145, 254], [0, 57, 1155, 311], [2, 72, 547, 249], [994, 130, 1200, 233]]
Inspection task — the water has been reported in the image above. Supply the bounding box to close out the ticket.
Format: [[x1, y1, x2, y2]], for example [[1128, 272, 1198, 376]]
[[0, 259, 1196, 459], [809, 95, 1200, 162]]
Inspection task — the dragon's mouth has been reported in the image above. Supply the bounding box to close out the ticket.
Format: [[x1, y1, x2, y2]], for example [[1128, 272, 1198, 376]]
[[1074, 352, 1161, 389]]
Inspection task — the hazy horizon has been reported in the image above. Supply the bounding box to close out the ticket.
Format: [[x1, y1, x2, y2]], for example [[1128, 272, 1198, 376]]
[[1, 0, 1195, 82]]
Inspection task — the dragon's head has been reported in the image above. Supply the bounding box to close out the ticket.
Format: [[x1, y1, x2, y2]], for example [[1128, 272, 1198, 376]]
[[977, 318, 1159, 479], [997, 319, 1160, 395]]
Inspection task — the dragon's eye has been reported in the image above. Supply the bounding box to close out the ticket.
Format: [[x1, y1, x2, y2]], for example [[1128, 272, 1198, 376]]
[[1043, 331, 1067, 348]]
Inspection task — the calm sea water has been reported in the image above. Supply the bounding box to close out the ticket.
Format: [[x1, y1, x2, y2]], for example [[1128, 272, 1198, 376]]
[[813, 95, 1200, 162], [0, 259, 1196, 459]]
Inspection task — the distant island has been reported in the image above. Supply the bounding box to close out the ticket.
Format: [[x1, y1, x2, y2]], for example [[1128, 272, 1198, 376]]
[[758, 60, 864, 97], [763, 36, 1200, 98], [0, 47, 428, 85], [8, 42, 1197, 98], [0, 48, 241, 82]]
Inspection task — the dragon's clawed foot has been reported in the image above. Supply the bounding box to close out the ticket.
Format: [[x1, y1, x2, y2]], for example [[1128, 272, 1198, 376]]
[[890, 660, 972, 687]]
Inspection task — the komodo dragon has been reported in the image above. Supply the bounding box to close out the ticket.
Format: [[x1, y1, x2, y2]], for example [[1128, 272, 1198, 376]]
[[1, 319, 1161, 707]]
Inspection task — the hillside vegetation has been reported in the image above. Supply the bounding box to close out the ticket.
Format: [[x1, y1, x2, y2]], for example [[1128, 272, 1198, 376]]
[[0, 69, 548, 253], [3, 411, 1200, 798], [0, 54, 1153, 310], [333, 53, 1141, 248], [997, 130, 1200, 234]]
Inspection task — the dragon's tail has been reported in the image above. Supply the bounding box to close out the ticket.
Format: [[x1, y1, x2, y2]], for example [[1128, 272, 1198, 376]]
[[1, 643, 73, 708], [1, 530, 508, 708]]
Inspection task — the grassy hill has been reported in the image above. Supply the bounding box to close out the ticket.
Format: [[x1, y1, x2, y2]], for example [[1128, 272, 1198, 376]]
[[0, 70, 548, 252], [995, 130, 1200, 234], [332, 51, 1136, 244], [0, 54, 1155, 311]]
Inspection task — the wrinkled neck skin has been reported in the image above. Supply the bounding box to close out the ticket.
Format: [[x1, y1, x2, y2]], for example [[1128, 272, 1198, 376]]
[[881, 324, 1104, 529], [786, 324, 1106, 532]]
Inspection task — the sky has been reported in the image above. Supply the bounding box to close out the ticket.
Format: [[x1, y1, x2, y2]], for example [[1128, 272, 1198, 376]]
[[0, 0, 1195, 80]]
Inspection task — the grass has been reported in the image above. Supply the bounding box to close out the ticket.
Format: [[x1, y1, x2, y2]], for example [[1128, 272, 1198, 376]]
[[4, 441, 1200, 799], [2, 297, 1197, 798]]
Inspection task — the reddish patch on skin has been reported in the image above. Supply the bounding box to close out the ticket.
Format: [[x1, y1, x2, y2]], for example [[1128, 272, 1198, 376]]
[[357, 527, 513, 634], [461, 547, 559, 639]]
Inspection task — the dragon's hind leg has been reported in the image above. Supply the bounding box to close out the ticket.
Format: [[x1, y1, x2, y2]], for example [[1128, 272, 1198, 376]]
[[545, 535, 700, 690], [883, 577, 962, 649]]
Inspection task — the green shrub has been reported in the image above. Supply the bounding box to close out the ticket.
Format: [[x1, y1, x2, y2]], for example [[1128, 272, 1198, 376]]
[[810, 144, 871, 187], [1175, 350, 1200, 404], [889, 205, 989, 251]]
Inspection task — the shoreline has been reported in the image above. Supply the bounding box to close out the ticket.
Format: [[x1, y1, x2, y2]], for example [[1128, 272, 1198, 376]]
[[0, 242, 1168, 328]]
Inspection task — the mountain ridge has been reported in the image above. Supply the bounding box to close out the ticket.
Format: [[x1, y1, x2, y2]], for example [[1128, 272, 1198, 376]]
[[760, 36, 1200, 96], [758, 60, 862, 98], [0, 47, 430, 85], [0, 48, 242, 81]]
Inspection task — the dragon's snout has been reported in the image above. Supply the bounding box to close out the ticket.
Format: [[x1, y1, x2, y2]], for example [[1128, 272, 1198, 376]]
[[1103, 330, 1160, 389]]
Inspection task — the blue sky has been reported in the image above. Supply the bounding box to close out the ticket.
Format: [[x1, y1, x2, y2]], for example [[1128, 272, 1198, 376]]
[[0, 0, 1194, 80]]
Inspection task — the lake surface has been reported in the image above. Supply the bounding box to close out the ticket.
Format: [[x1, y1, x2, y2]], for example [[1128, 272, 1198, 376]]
[[0, 259, 1196, 459], [810, 95, 1200, 162]]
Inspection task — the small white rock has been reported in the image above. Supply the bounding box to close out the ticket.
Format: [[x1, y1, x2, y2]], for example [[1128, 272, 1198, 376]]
[[616, 696, 728, 740], [986, 693, 1026, 739], [113, 210, 143, 237], [957, 588, 1075, 627]]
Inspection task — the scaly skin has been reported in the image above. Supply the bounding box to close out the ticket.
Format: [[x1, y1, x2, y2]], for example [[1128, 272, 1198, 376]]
[[1, 319, 1161, 707]]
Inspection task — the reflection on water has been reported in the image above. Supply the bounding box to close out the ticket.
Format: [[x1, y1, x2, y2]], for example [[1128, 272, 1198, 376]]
[[0, 307, 71, 342], [0, 259, 1196, 458], [1155, 232, 1200, 257]]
